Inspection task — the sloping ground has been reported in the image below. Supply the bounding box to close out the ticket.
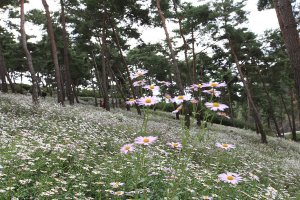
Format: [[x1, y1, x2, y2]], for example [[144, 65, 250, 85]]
[[0, 93, 299, 199]]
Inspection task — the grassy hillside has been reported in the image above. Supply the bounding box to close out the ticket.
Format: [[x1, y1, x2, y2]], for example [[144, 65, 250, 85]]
[[0, 93, 299, 199]]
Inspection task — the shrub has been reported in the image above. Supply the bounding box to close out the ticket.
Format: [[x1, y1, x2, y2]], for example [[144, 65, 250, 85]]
[[78, 89, 100, 98]]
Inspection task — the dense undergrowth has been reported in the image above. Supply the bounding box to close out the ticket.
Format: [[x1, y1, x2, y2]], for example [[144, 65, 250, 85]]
[[0, 93, 300, 199]]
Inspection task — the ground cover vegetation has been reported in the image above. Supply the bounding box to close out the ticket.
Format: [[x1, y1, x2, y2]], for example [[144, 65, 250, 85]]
[[0, 93, 300, 199], [1, 0, 300, 199]]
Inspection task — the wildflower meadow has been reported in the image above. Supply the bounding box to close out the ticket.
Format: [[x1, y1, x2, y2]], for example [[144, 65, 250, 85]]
[[0, 82, 300, 199]]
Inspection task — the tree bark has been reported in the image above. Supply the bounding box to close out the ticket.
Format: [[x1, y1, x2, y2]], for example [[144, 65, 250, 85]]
[[290, 90, 297, 141], [0, 45, 14, 92], [100, 27, 110, 111], [72, 82, 80, 103], [0, 44, 8, 93], [107, 62, 127, 103], [91, 50, 104, 100], [172, 1, 192, 84], [20, 0, 39, 105], [156, 0, 184, 93], [272, 0, 300, 122], [60, 0, 74, 105], [257, 69, 282, 137], [279, 93, 292, 134], [191, 26, 197, 83], [229, 40, 267, 143], [42, 0, 64, 106], [5, 72, 15, 93], [92, 80, 98, 107], [111, 24, 142, 115], [156, 0, 190, 128]]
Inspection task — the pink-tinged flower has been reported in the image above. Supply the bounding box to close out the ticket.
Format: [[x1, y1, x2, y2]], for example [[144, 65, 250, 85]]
[[137, 96, 158, 106], [126, 98, 136, 106], [190, 83, 203, 91], [216, 143, 235, 150], [205, 102, 229, 111], [133, 80, 146, 87], [203, 89, 221, 97], [172, 95, 188, 104], [143, 85, 160, 92], [120, 144, 135, 154], [203, 82, 226, 88], [218, 172, 243, 184], [217, 112, 230, 119], [172, 105, 182, 114], [190, 98, 199, 104], [130, 69, 148, 79], [167, 142, 182, 150], [157, 80, 171, 87], [134, 136, 157, 145]]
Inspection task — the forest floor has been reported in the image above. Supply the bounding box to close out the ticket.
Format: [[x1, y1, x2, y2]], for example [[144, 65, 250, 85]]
[[0, 93, 300, 199]]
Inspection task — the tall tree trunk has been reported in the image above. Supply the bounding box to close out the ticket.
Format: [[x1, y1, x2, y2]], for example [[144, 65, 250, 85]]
[[60, 66, 65, 100], [279, 93, 293, 134], [0, 45, 8, 93], [36, 73, 42, 96], [229, 40, 267, 143], [227, 84, 235, 120], [92, 80, 98, 107], [172, 1, 191, 84], [91, 50, 104, 100], [156, 0, 190, 128], [73, 83, 80, 103], [191, 26, 197, 83], [156, 0, 184, 93], [5, 72, 15, 93], [0, 45, 15, 93], [273, 0, 300, 122], [100, 27, 110, 111], [20, 0, 39, 105], [107, 62, 127, 103], [42, 0, 64, 106], [111, 24, 141, 115], [60, 0, 74, 105], [267, 116, 271, 129], [290, 90, 297, 141], [257, 69, 282, 137]]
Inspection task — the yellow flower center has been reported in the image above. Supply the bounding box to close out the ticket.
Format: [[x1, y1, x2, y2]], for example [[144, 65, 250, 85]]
[[125, 146, 130, 150], [198, 84, 202, 88], [172, 143, 178, 148], [213, 102, 220, 107], [165, 95, 171, 99], [222, 144, 228, 148], [178, 96, 184, 100], [150, 85, 155, 90], [143, 138, 150, 143], [129, 98, 135, 101], [145, 99, 152, 103], [211, 83, 218, 87], [227, 175, 234, 181]]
